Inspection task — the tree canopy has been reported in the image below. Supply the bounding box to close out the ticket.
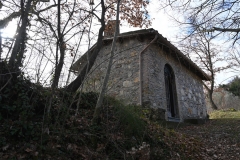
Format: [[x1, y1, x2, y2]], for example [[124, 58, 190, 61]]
[[221, 76, 240, 97]]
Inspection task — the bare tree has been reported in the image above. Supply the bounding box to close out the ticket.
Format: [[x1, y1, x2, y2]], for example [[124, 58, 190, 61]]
[[8, 0, 33, 71], [0, 31, 2, 59], [92, 0, 121, 124], [160, 0, 240, 109], [66, 0, 106, 92], [226, 44, 240, 73], [162, 0, 240, 42], [180, 28, 230, 110], [66, 0, 151, 92]]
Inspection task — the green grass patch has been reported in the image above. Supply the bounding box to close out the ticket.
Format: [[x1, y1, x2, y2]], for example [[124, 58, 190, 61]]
[[210, 109, 240, 119]]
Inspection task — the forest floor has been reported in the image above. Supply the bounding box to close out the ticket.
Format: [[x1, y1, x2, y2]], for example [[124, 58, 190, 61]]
[[1, 74, 240, 159], [1, 80, 240, 160], [176, 111, 240, 160]]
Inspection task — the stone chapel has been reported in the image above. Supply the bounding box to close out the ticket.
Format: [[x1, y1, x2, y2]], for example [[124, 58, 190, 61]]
[[71, 21, 210, 122]]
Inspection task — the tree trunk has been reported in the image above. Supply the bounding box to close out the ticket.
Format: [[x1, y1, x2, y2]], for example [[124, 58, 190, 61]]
[[209, 76, 217, 110], [0, 31, 2, 59], [204, 84, 218, 110], [8, 0, 33, 70], [65, 28, 85, 85], [207, 40, 218, 110], [65, 0, 106, 92], [208, 89, 218, 110], [51, 0, 65, 89], [51, 41, 65, 89], [92, 0, 121, 125]]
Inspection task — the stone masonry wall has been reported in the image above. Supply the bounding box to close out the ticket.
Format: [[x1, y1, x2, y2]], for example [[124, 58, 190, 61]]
[[81, 38, 146, 104], [79, 37, 207, 121], [142, 45, 207, 121]]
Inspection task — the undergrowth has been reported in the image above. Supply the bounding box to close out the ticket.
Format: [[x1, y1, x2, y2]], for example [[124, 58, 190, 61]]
[[0, 75, 204, 159]]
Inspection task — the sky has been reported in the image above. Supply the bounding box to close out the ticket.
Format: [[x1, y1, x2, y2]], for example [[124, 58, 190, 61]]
[[1, 0, 238, 86], [120, 0, 179, 41], [1, 21, 17, 38], [146, 0, 238, 85], [121, 0, 237, 85]]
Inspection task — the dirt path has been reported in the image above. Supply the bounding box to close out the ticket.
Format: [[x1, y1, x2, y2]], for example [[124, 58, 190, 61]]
[[177, 119, 240, 160]]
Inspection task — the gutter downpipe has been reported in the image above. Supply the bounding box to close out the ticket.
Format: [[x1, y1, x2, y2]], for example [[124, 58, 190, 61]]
[[139, 32, 158, 105]]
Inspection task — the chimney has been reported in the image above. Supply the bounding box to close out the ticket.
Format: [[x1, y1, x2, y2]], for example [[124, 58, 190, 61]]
[[104, 20, 120, 38]]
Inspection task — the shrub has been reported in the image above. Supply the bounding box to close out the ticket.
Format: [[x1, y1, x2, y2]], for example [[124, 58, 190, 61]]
[[114, 102, 146, 139]]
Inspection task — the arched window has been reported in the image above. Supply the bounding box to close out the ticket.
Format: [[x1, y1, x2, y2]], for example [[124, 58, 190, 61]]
[[164, 64, 179, 118]]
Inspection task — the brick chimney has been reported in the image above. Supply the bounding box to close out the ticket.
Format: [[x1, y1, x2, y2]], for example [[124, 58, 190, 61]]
[[104, 20, 120, 38]]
